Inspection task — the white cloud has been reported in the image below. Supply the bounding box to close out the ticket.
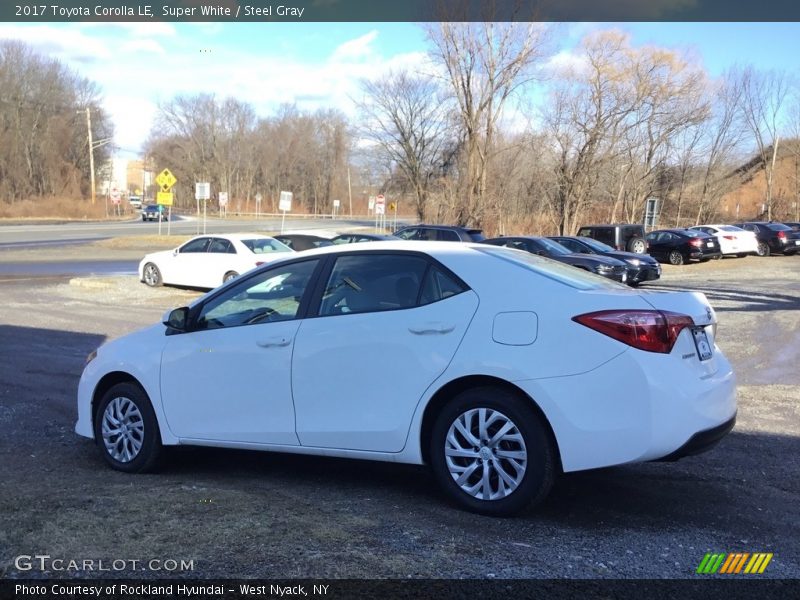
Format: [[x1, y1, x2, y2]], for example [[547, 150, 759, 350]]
[[0, 25, 112, 61], [331, 30, 378, 61], [121, 39, 166, 55]]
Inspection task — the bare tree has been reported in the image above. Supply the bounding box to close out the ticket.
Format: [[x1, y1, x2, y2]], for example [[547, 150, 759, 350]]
[[426, 22, 551, 226], [357, 70, 451, 221], [739, 66, 789, 220]]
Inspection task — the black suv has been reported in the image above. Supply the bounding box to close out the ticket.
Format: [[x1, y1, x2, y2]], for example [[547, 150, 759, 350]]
[[734, 222, 800, 256], [576, 224, 647, 254], [141, 205, 164, 222], [394, 225, 485, 242]]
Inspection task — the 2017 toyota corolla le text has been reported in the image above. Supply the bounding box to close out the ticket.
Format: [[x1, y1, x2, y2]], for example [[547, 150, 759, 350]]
[[77, 242, 736, 516]]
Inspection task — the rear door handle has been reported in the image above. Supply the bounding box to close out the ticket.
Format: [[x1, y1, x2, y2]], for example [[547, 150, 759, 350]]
[[256, 336, 292, 348], [408, 322, 455, 335]]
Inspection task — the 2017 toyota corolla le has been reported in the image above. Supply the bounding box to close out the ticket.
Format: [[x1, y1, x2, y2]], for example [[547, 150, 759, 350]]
[[77, 242, 736, 516]]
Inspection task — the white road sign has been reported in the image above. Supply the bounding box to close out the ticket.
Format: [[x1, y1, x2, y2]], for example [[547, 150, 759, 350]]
[[195, 182, 210, 200], [279, 191, 293, 212]]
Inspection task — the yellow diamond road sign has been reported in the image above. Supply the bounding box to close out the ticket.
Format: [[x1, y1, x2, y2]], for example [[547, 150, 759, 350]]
[[156, 168, 177, 192]]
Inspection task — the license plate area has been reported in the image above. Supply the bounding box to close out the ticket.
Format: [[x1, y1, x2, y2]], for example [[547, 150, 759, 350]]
[[692, 327, 713, 361]]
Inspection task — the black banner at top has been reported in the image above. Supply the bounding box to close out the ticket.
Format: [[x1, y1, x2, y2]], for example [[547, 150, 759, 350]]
[[4, 0, 800, 22]]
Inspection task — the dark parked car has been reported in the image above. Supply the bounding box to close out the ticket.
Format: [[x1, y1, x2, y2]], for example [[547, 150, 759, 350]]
[[394, 225, 485, 242], [482, 236, 628, 283], [575, 224, 647, 254], [644, 229, 721, 265], [734, 221, 800, 256], [141, 205, 164, 222], [330, 233, 400, 244], [783, 221, 800, 233], [549, 235, 661, 286], [273, 234, 333, 251]]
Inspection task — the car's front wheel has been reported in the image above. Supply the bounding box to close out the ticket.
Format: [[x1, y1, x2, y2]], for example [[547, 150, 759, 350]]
[[94, 382, 162, 473], [142, 263, 162, 287], [668, 250, 685, 265], [430, 387, 556, 516]]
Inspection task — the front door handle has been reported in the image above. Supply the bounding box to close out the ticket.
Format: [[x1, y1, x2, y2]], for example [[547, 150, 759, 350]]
[[408, 322, 455, 335], [256, 336, 292, 348]]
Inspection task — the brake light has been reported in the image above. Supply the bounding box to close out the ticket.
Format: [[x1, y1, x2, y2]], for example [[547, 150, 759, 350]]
[[573, 310, 694, 354], [255, 261, 265, 266], [777, 231, 786, 240], [688, 238, 703, 247], [722, 235, 736, 240]]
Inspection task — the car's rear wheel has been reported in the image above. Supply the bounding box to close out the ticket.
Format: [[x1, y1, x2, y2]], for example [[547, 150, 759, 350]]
[[430, 386, 555, 516], [94, 382, 161, 473], [756, 242, 770, 257], [223, 271, 239, 283], [142, 263, 162, 287], [627, 237, 646, 254], [668, 250, 685, 265]]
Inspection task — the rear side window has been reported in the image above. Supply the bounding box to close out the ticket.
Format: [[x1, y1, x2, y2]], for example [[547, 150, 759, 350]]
[[208, 238, 235, 254], [319, 254, 429, 316], [420, 266, 468, 305], [592, 228, 616, 247], [437, 229, 461, 241]]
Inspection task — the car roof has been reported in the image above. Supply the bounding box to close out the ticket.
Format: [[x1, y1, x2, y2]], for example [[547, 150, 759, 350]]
[[265, 240, 488, 259], [187, 233, 275, 242], [397, 224, 483, 233], [578, 224, 642, 228]]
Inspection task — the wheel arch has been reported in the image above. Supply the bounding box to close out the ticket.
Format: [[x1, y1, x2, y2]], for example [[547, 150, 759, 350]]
[[91, 371, 144, 424], [419, 375, 563, 472]]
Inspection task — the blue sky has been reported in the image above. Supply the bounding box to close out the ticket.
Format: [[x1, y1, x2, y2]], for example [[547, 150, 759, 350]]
[[0, 22, 797, 156]]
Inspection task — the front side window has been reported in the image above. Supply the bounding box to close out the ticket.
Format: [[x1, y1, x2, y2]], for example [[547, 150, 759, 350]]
[[195, 260, 319, 330], [180, 238, 211, 253], [318, 254, 429, 316], [394, 228, 419, 240]]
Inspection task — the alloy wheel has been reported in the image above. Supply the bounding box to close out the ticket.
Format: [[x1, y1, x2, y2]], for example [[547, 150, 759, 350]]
[[444, 408, 527, 501], [143, 263, 161, 286], [101, 397, 145, 463]]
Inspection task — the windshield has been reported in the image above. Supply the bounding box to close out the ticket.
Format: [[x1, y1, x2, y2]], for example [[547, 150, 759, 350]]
[[579, 237, 615, 252], [478, 246, 627, 291], [241, 238, 293, 254], [537, 237, 572, 255]]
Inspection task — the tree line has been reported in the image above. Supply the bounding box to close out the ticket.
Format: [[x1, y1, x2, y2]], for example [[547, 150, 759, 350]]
[[0, 40, 113, 203], [3, 26, 799, 233]]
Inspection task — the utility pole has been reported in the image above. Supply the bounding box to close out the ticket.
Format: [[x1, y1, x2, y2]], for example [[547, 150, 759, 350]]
[[86, 107, 96, 205]]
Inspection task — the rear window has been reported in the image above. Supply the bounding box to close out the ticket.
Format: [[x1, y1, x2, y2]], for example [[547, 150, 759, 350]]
[[766, 223, 791, 231], [478, 246, 627, 291], [241, 238, 293, 254], [466, 230, 485, 242]]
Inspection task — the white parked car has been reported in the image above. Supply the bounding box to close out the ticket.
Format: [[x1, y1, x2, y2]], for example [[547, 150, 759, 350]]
[[138, 233, 293, 290], [81, 242, 736, 515], [688, 224, 758, 257]]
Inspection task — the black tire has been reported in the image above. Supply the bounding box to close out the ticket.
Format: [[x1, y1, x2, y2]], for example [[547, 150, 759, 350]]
[[627, 237, 647, 254], [668, 250, 685, 265], [429, 386, 556, 516], [223, 271, 239, 283], [142, 262, 162, 287], [628, 280, 640, 288], [756, 241, 770, 257], [711, 254, 722, 260], [93, 382, 162, 474]]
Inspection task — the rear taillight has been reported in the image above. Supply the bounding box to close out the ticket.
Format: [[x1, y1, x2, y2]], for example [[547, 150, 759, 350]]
[[255, 261, 265, 266], [688, 238, 703, 247], [573, 310, 694, 354], [722, 235, 736, 240], [777, 231, 786, 240]]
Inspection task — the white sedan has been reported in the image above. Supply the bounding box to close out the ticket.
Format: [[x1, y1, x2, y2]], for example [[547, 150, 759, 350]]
[[81, 242, 736, 515], [688, 224, 758, 257], [139, 233, 294, 289]]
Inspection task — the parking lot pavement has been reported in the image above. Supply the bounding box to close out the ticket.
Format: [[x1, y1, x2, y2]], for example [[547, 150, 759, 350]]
[[0, 255, 798, 579]]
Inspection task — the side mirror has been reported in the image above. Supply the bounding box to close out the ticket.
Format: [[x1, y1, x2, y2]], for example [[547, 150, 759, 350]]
[[163, 307, 189, 331], [172, 248, 179, 256]]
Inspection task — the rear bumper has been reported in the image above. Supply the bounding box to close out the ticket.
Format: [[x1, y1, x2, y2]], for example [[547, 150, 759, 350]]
[[655, 412, 736, 461]]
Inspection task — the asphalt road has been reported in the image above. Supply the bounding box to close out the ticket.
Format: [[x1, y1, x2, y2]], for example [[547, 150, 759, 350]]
[[0, 251, 798, 580], [0, 216, 392, 247]]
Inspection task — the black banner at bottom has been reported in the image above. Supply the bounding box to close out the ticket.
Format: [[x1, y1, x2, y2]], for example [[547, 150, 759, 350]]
[[1, 579, 797, 600]]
